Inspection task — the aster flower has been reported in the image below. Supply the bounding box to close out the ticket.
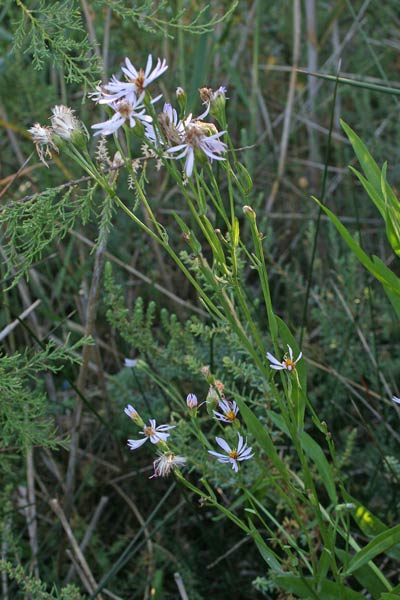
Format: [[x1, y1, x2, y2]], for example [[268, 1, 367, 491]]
[[91, 96, 152, 137], [208, 433, 254, 472], [392, 395, 400, 405], [93, 55, 168, 107], [122, 55, 168, 94], [144, 103, 186, 148], [213, 399, 239, 423], [151, 452, 187, 478], [186, 393, 198, 410], [50, 105, 88, 144], [28, 123, 58, 167], [267, 344, 302, 372], [127, 419, 175, 450], [167, 120, 227, 177]]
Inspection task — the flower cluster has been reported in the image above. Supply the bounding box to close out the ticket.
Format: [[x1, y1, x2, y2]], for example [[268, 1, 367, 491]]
[[90, 54, 227, 177], [29, 55, 228, 177]]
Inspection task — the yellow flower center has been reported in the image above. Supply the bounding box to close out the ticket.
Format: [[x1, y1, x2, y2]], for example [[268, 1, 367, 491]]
[[144, 425, 156, 437], [225, 410, 236, 421], [129, 69, 145, 91], [118, 102, 132, 117], [229, 450, 238, 460], [284, 359, 296, 371]]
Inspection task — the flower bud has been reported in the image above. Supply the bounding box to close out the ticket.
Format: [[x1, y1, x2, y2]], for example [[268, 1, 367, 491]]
[[186, 393, 198, 410], [124, 404, 144, 426], [176, 87, 187, 115]]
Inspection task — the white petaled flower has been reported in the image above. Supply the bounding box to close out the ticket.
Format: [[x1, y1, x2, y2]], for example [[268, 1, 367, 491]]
[[208, 433, 254, 472], [91, 96, 152, 136], [144, 104, 187, 149], [158, 103, 186, 144], [50, 105, 87, 142], [151, 452, 187, 478], [122, 55, 168, 94], [186, 393, 198, 410], [28, 123, 58, 167], [392, 395, 400, 405], [267, 344, 302, 372], [94, 55, 168, 106], [127, 419, 175, 450], [167, 120, 227, 177], [213, 399, 239, 423]]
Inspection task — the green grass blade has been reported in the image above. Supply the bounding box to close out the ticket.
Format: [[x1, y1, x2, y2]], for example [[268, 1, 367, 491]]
[[345, 523, 400, 576]]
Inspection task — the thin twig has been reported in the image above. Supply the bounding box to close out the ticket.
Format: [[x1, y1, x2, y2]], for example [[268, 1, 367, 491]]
[[49, 498, 104, 599], [266, 0, 301, 211], [0, 299, 41, 342], [109, 482, 154, 600], [26, 448, 39, 578], [65, 496, 109, 583], [174, 572, 189, 600], [65, 194, 112, 511]]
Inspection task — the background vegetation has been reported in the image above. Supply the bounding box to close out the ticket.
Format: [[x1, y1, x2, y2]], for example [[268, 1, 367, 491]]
[[1, 1, 400, 598]]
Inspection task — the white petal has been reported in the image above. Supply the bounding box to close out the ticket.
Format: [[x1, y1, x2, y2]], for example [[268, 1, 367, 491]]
[[150, 431, 170, 444], [287, 345, 293, 360], [215, 437, 231, 453], [230, 459, 239, 472], [208, 450, 228, 460], [266, 352, 282, 366], [144, 54, 153, 77], [156, 424, 176, 432], [239, 448, 254, 460], [392, 396, 400, 405], [127, 437, 148, 450], [185, 149, 195, 177]]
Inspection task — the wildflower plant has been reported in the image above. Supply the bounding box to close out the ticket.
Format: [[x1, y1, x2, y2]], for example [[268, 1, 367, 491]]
[[17, 51, 400, 600]]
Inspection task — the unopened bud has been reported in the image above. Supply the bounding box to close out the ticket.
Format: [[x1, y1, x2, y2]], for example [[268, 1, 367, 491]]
[[243, 205, 256, 222], [176, 87, 187, 115], [186, 393, 198, 410]]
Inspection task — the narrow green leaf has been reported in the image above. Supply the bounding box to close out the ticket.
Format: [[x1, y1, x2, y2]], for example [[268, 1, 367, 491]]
[[341, 119, 381, 192], [336, 548, 387, 599], [268, 411, 338, 504], [312, 197, 400, 296], [273, 575, 367, 599], [349, 166, 386, 219], [234, 396, 286, 477], [247, 521, 282, 573], [346, 523, 400, 575]]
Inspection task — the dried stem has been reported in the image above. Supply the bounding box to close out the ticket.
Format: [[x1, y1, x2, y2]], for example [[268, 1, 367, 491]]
[[49, 498, 104, 599], [266, 0, 301, 211]]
